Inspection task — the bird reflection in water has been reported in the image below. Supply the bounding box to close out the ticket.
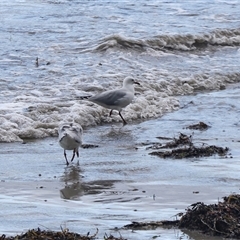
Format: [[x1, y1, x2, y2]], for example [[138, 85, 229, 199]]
[[60, 164, 117, 201], [60, 164, 84, 200]]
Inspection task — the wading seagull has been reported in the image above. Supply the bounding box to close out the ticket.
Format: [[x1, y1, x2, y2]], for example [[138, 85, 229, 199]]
[[58, 122, 83, 165], [88, 77, 140, 125]]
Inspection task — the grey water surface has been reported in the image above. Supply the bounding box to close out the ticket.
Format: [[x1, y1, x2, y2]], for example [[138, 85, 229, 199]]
[[0, 84, 240, 239]]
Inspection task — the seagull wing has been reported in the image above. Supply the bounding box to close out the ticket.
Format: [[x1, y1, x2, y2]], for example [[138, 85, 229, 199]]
[[89, 89, 132, 109]]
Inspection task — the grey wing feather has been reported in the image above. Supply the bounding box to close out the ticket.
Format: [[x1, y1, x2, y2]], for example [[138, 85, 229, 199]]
[[90, 90, 127, 106]]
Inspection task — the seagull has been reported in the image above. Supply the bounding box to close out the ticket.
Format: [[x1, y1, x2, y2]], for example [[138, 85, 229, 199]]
[[58, 122, 83, 165], [88, 77, 140, 125]]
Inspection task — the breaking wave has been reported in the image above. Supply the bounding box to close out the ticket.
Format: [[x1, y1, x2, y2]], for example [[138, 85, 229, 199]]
[[1, 71, 240, 142], [95, 28, 240, 52]]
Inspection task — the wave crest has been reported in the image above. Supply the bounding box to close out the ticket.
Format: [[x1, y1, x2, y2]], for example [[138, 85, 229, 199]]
[[94, 28, 240, 52]]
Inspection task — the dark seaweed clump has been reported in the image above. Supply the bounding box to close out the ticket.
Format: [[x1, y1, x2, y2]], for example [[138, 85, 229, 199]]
[[149, 132, 229, 158], [178, 194, 240, 238], [0, 228, 125, 240], [186, 121, 210, 131]]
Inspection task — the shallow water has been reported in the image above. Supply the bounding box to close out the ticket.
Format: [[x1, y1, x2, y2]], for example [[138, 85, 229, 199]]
[[0, 85, 240, 239], [0, 0, 240, 141]]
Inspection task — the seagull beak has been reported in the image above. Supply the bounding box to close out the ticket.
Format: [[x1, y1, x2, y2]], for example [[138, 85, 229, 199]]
[[134, 80, 141, 86]]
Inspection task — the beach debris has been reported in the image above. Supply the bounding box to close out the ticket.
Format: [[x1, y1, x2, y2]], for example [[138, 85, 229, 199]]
[[82, 144, 99, 149], [148, 133, 229, 158], [186, 121, 210, 130], [147, 133, 192, 150], [178, 194, 240, 238], [35, 57, 39, 67], [104, 233, 127, 240], [150, 144, 228, 158], [0, 227, 125, 240], [123, 220, 179, 230]]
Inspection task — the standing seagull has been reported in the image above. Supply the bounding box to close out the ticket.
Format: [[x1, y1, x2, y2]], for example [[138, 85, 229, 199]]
[[88, 77, 140, 125], [58, 122, 83, 165]]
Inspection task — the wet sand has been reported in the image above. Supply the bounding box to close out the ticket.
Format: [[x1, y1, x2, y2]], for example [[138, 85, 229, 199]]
[[0, 84, 240, 240]]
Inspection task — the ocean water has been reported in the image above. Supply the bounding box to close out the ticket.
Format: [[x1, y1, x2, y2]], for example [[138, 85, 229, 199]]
[[0, 85, 240, 239], [0, 0, 240, 142]]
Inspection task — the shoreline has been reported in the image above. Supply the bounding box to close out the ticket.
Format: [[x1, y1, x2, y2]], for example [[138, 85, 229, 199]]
[[0, 84, 240, 240]]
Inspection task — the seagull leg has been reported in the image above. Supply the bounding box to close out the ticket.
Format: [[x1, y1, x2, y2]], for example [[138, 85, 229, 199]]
[[64, 150, 69, 165], [119, 111, 127, 125], [70, 149, 76, 162]]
